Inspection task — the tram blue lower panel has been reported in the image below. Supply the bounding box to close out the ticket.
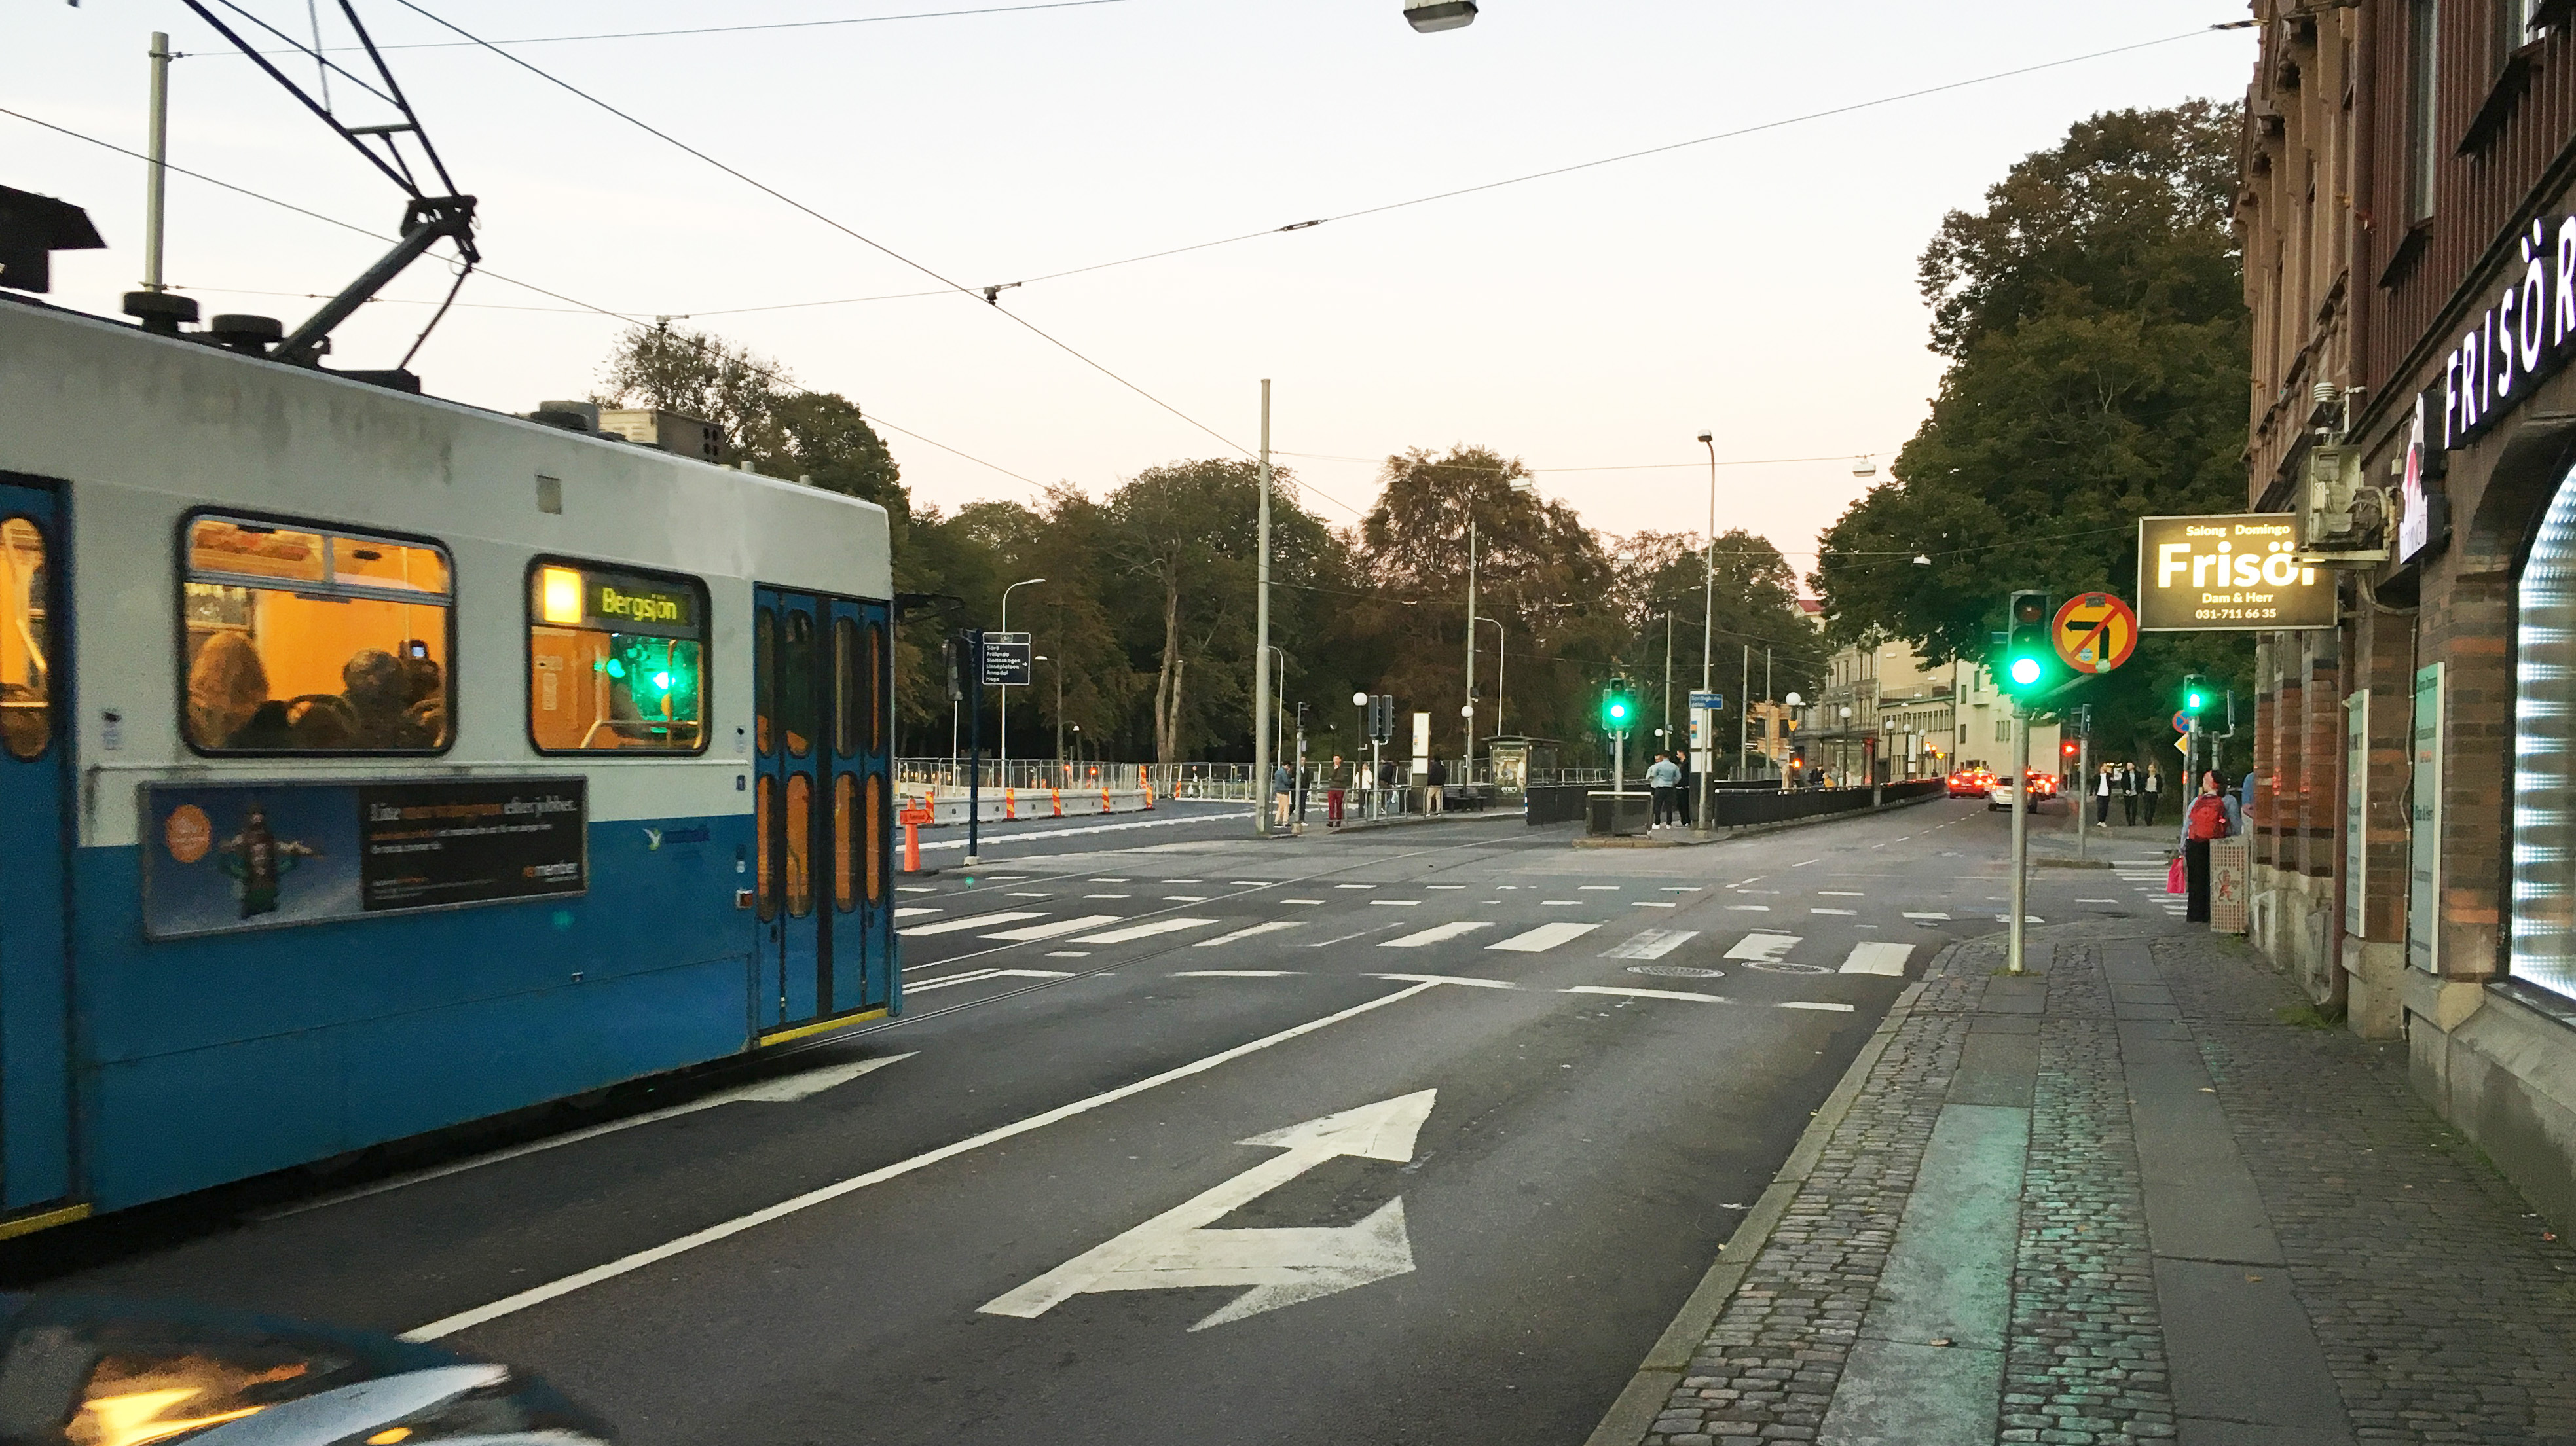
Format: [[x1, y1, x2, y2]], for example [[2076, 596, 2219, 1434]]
[[73, 814, 760, 1212]]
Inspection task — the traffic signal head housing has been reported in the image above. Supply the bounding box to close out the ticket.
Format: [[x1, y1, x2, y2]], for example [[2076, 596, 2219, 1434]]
[[1998, 590, 2058, 700], [1601, 676, 1637, 734], [2180, 673, 2214, 717]]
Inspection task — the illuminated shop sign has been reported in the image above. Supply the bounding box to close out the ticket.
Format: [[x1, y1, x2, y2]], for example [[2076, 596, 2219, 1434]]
[[2136, 514, 2336, 631]]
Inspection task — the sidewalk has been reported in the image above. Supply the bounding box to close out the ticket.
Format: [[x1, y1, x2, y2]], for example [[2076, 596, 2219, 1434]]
[[1592, 918, 2576, 1446]]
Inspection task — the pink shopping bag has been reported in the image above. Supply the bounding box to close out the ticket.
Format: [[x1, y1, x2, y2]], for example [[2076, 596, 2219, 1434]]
[[2167, 855, 2187, 894]]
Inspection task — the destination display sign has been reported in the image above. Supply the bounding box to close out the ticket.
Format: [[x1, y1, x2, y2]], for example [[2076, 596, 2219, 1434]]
[[143, 777, 588, 939], [2135, 515, 2336, 631], [535, 563, 701, 638]]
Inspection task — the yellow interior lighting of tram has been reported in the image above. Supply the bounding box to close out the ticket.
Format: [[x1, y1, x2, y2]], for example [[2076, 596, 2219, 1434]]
[[540, 567, 584, 625]]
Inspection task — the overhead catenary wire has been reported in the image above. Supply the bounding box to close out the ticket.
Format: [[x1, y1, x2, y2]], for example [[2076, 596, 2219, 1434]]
[[219, 0, 1140, 54]]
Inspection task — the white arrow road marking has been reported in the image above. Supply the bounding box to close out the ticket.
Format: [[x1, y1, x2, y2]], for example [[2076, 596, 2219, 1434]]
[[1380, 922, 1492, 948], [980, 1091, 1437, 1331], [900, 910, 1046, 937], [982, 914, 1122, 941], [1724, 933, 1800, 963], [1488, 922, 1600, 952], [1197, 921, 1304, 948], [1604, 930, 1699, 960], [260, 1055, 913, 1221], [403, 980, 1448, 1341], [1071, 917, 1221, 944], [1838, 943, 1913, 976]]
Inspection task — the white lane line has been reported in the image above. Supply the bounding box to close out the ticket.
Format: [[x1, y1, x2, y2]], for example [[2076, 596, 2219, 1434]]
[[1162, 895, 1210, 903], [1281, 898, 1326, 905], [1578, 885, 1621, 892], [1632, 901, 1679, 909], [1006, 892, 1055, 898], [1780, 1001, 1858, 1013], [400, 979, 1447, 1342], [257, 1055, 913, 1221], [1604, 929, 1699, 960], [1735, 877, 1765, 886], [1228, 880, 1275, 886], [894, 907, 940, 919], [1196, 921, 1305, 948], [1369, 899, 1422, 907], [1158, 878, 1200, 884], [1310, 923, 1407, 948], [911, 967, 1076, 992], [1069, 917, 1221, 945], [1488, 921, 1601, 953], [1368, 973, 1517, 989], [1542, 899, 1581, 906], [1724, 933, 1800, 962], [1818, 890, 1866, 897], [1839, 942, 1913, 976], [1084, 893, 1132, 899], [2077, 898, 2122, 904], [1902, 912, 1951, 921], [1567, 985, 1726, 1003], [1661, 886, 1703, 892], [1090, 878, 1131, 882], [896, 886, 934, 894], [1427, 884, 1467, 890], [1171, 969, 1304, 979], [898, 910, 1045, 937], [1380, 922, 1494, 949], [1046, 950, 1090, 958], [982, 914, 1122, 942], [1726, 905, 1771, 912], [1334, 883, 1376, 890], [1993, 914, 2046, 924], [1811, 908, 1858, 916], [1792, 859, 1820, 868]]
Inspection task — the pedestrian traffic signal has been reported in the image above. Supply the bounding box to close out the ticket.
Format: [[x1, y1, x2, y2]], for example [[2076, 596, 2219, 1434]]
[[1998, 590, 2057, 700], [2061, 740, 2078, 759], [1601, 678, 1638, 734], [2180, 674, 2214, 717]]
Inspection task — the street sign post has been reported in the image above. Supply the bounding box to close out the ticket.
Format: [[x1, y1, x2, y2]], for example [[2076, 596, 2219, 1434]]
[[2051, 592, 2138, 674]]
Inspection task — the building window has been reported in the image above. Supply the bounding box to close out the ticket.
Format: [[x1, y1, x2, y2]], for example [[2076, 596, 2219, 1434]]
[[2512, 465, 2576, 1001], [2408, 0, 2442, 222], [1996, 719, 2012, 743], [527, 559, 707, 752], [2498, 0, 2535, 70], [182, 516, 451, 753]]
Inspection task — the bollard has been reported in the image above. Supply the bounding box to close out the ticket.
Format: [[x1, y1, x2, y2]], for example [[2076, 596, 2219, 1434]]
[[1004, 786, 1018, 822], [900, 803, 927, 873], [1143, 776, 1156, 810], [1050, 785, 1064, 818], [1101, 783, 1113, 812]]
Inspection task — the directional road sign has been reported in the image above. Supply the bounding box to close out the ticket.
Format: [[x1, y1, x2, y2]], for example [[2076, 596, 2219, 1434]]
[[2052, 592, 2138, 674], [1689, 691, 1724, 712], [982, 631, 1032, 687]]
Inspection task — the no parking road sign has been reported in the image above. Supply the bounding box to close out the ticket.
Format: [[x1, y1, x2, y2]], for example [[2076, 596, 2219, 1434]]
[[2052, 592, 2138, 674]]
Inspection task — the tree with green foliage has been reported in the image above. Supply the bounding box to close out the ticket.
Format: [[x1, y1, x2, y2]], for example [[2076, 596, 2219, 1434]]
[[1618, 528, 1827, 754], [1812, 99, 2254, 768]]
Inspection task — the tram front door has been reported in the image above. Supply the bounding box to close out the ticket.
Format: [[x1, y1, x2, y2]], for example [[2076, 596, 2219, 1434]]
[[752, 586, 896, 1036], [0, 475, 72, 1213]]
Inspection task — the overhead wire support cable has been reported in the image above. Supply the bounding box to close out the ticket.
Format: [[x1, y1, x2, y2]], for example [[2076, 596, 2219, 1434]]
[[390, 0, 1254, 458], [230, 0, 1141, 54]]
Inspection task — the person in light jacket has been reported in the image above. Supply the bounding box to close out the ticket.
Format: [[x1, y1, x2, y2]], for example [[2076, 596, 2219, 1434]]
[[2142, 762, 2163, 827], [1646, 751, 1682, 828], [1272, 761, 1295, 828], [2095, 763, 2114, 825]]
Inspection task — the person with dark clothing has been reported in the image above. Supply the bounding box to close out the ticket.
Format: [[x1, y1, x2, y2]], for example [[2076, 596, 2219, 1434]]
[[1646, 751, 1682, 827], [1426, 757, 1448, 813], [2142, 763, 2163, 827], [2120, 763, 2139, 826], [1327, 755, 1352, 829], [344, 649, 430, 750], [2181, 770, 2239, 923]]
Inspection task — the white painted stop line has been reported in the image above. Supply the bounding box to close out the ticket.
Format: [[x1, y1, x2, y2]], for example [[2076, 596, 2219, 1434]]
[[1604, 929, 1699, 960], [1486, 921, 1600, 953], [1839, 942, 1913, 976], [1072, 917, 1221, 945], [900, 910, 1045, 937], [1380, 922, 1492, 949], [1724, 933, 1799, 962]]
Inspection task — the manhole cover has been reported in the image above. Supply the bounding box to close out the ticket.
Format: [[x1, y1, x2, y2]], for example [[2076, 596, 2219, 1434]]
[[1627, 964, 1723, 979], [1742, 960, 1831, 975]]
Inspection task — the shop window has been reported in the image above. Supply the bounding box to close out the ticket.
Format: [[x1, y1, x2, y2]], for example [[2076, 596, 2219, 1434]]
[[1, 518, 48, 761], [527, 560, 707, 753], [183, 516, 452, 753], [2511, 467, 2576, 1000]]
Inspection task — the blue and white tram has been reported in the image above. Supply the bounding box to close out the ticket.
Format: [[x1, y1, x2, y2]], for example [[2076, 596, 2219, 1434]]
[[0, 297, 900, 1230]]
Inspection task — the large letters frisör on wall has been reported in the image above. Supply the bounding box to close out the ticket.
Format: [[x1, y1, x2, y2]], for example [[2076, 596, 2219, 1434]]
[[2135, 515, 2337, 631]]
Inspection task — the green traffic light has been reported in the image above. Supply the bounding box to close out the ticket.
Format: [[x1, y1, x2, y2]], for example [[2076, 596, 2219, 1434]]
[[2186, 690, 2205, 710], [2009, 655, 2042, 687]]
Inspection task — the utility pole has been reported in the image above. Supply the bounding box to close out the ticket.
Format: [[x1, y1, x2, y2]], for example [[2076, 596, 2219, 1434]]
[[965, 628, 985, 868], [1465, 513, 1477, 785], [1740, 644, 1751, 780], [143, 32, 172, 293], [1695, 433, 1718, 831], [1253, 380, 1272, 838]]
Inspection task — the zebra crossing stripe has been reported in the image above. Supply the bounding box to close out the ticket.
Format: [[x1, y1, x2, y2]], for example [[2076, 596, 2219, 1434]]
[[1724, 933, 1799, 963], [1604, 930, 1699, 960], [1839, 942, 1913, 976], [1196, 921, 1304, 948], [1069, 917, 1222, 945], [982, 914, 1122, 941], [1381, 922, 1494, 949], [899, 910, 1046, 937], [894, 907, 939, 918], [1487, 922, 1601, 953]]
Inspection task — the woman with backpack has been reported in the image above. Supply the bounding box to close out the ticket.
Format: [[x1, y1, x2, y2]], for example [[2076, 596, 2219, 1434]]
[[2180, 769, 2239, 922]]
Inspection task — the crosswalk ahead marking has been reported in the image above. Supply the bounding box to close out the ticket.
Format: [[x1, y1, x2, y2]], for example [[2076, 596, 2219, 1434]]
[[1604, 930, 1698, 960], [1197, 921, 1304, 948], [984, 914, 1122, 942], [1071, 917, 1221, 945], [1488, 922, 1600, 953], [900, 910, 1046, 937], [1381, 922, 1493, 949], [1723, 933, 1799, 963], [1839, 942, 1913, 976]]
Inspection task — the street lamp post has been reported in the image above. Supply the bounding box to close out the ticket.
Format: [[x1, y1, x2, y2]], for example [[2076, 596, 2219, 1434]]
[[1694, 431, 1718, 832], [999, 577, 1046, 787], [1472, 616, 1505, 737], [1253, 380, 1273, 839]]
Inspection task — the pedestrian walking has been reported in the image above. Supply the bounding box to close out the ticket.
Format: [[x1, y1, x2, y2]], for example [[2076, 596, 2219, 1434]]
[[1271, 761, 1294, 829], [2142, 762, 2163, 827], [1646, 750, 1682, 828], [2121, 762, 2139, 826], [1326, 754, 1351, 829], [2180, 769, 2239, 923], [1426, 756, 1448, 813], [2095, 763, 2114, 825]]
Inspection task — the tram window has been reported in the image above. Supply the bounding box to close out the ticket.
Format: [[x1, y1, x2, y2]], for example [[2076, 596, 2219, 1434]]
[[527, 560, 707, 753], [864, 772, 884, 905], [785, 772, 814, 918], [834, 772, 857, 912], [756, 607, 776, 756], [756, 775, 777, 922], [867, 621, 886, 755], [781, 609, 815, 757], [833, 617, 860, 759], [1, 518, 49, 761], [183, 516, 452, 754]]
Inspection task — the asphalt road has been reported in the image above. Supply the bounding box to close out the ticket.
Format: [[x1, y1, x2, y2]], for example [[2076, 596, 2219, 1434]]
[[9, 795, 2181, 1444]]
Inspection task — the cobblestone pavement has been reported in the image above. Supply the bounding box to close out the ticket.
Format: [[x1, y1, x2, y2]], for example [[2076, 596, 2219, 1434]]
[[1633, 922, 2576, 1446]]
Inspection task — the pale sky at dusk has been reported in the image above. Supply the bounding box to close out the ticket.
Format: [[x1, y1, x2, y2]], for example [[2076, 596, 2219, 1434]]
[[12, 1, 2254, 567]]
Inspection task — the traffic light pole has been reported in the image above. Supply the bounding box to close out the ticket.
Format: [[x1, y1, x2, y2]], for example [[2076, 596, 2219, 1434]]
[[2008, 697, 2032, 975], [2076, 729, 2091, 861]]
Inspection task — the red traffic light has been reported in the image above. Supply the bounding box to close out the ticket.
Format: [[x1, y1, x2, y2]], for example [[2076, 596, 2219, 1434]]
[[2061, 741, 2078, 756]]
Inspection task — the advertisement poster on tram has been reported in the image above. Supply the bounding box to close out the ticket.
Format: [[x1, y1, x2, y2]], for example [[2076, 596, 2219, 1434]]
[[143, 777, 587, 939]]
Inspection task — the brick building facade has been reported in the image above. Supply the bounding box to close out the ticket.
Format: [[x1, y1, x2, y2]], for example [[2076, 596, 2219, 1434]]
[[2239, 0, 2576, 1229]]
